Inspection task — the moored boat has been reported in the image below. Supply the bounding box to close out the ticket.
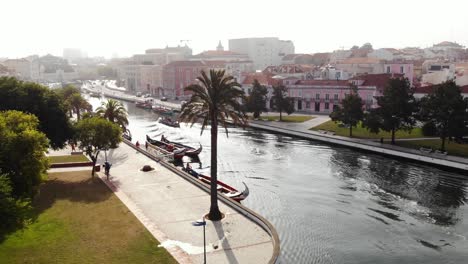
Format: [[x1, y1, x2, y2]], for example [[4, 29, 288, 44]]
[[123, 128, 132, 141], [146, 135, 185, 159], [160, 135, 202, 157], [159, 117, 180, 128], [135, 100, 153, 109], [183, 166, 249, 202]]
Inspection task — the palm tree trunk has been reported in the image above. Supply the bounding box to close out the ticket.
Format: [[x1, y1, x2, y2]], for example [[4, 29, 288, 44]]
[[209, 115, 222, 221], [76, 107, 81, 120], [279, 110, 282, 121], [391, 128, 396, 145]]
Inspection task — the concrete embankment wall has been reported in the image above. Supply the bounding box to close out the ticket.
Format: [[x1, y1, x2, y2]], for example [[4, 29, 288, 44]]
[[124, 139, 281, 264], [248, 122, 468, 172]]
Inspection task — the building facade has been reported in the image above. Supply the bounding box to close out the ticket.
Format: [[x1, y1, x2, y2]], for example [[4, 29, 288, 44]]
[[229, 37, 294, 70]]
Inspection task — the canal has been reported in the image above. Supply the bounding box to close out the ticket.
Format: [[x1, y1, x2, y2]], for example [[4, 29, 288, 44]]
[[89, 96, 468, 264]]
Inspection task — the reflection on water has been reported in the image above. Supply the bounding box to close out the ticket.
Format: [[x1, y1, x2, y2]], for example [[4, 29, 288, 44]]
[[88, 96, 468, 264]]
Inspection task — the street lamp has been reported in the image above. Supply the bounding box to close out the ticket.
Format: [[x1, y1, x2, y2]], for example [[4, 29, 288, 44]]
[[191, 216, 207, 264]]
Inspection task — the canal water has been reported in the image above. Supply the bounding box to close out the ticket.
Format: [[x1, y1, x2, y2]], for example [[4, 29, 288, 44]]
[[89, 96, 468, 264]]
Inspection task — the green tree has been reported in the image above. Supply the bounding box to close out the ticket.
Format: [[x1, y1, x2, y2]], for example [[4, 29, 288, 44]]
[[178, 69, 247, 221], [419, 80, 468, 151], [0, 174, 32, 236], [68, 93, 92, 120], [330, 85, 364, 137], [363, 78, 417, 144], [96, 99, 129, 130], [74, 117, 122, 178], [0, 111, 49, 197], [0, 77, 73, 149], [246, 79, 268, 118], [271, 84, 295, 121]]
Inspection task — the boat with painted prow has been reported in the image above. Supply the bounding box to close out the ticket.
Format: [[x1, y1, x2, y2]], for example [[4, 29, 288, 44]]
[[146, 135, 186, 159], [183, 166, 249, 202], [160, 135, 202, 157]]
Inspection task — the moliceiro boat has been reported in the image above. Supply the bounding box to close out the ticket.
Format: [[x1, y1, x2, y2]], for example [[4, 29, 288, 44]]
[[160, 135, 202, 157], [159, 117, 180, 128], [183, 165, 249, 202], [135, 100, 153, 109], [146, 135, 186, 159]]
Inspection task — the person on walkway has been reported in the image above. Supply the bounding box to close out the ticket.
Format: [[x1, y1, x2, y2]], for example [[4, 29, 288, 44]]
[[145, 141, 148, 150], [71, 143, 76, 152], [104, 161, 111, 180], [136, 141, 140, 148]]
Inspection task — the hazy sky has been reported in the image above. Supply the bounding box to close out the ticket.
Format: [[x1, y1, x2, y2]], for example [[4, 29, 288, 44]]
[[2, 0, 467, 58]]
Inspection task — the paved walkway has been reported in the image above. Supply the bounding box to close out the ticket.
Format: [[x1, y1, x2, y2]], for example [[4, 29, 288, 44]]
[[250, 120, 468, 169], [94, 143, 274, 264]]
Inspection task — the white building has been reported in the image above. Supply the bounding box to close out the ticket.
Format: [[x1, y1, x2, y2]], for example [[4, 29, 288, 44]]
[[229, 37, 294, 70], [2, 58, 41, 81], [117, 65, 163, 95]]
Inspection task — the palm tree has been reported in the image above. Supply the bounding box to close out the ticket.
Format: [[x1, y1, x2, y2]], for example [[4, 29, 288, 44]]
[[68, 93, 92, 120], [179, 69, 248, 221], [96, 99, 129, 130]]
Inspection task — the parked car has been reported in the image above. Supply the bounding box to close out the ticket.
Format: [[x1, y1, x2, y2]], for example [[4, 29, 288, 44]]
[[136, 92, 142, 97], [143, 93, 151, 98], [161, 96, 168, 101]]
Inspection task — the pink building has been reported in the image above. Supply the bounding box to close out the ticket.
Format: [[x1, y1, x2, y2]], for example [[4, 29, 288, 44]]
[[241, 73, 404, 113], [383, 63, 414, 85], [285, 74, 404, 113], [162, 60, 225, 99]]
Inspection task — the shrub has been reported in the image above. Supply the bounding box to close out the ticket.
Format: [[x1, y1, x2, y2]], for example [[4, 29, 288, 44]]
[[422, 121, 438, 136]]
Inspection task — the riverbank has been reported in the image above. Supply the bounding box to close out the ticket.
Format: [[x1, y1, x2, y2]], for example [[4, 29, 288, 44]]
[[248, 120, 468, 171], [95, 140, 279, 264]]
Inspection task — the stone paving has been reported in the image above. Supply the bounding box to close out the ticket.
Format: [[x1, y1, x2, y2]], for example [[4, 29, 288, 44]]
[[94, 143, 274, 264]]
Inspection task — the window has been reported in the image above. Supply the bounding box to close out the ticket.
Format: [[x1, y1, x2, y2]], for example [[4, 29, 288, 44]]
[[334, 94, 339, 100], [386, 66, 391, 73], [325, 94, 330, 100], [325, 102, 329, 110], [306, 101, 310, 108], [316, 93, 320, 100], [400, 66, 404, 73]]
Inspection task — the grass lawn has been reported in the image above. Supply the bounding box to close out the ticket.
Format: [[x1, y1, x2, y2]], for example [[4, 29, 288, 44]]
[[48, 154, 89, 164], [395, 139, 468, 158], [258, 115, 315, 123], [0, 171, 177, 264], [310, 120, 424, 139]]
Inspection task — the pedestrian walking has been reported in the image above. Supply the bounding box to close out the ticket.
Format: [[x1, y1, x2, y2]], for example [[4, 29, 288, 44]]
[[104, 161, 111, 180], [71, 143, 76, 152], [145, 141, 148, 150], [136, 141, 140, 148]]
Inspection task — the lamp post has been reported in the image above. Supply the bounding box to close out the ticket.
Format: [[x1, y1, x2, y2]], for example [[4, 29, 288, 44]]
[[192, 216, 206, 264]]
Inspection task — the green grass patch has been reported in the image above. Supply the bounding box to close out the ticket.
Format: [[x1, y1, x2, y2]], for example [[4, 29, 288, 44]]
[[258, 115, 314, 123], [0, 171, 177, 264], [395, 139, 468, 158], [310, 120, 424, 139], [48, 154, 89, 164]]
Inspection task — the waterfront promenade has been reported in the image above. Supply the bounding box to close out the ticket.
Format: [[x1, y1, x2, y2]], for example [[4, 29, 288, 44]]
[[94, 142, 278, 264], [248, 119, 468, 171]]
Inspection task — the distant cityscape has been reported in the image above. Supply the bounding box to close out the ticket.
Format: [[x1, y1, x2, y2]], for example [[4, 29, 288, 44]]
[[1, 37, 467, 114]]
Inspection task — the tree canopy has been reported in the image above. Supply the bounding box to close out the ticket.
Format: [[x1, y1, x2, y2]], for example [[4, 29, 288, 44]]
[[245, 79, 268, 118], [96, 99, 129, 131], [179, 69, 247, 221], [330, 85, 364, 137], [0, 77, 73, 149], [419, 80, 468, 151], [0, 110, 49, 198], [363, 78, 416, 144], [271, 84, 295, 121], [74, 117, 122, 178]]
